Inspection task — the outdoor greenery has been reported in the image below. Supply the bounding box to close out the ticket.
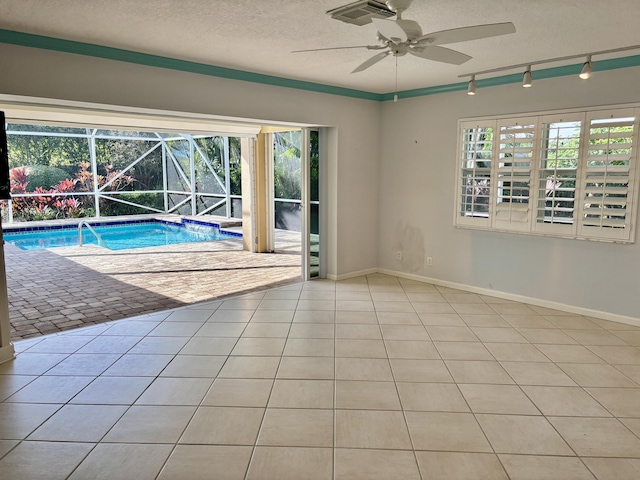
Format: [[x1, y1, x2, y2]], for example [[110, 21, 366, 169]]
[[3, 124, 317, 230], [196, 136, 242, 195], [7, 163, 134, 221], [273, 130, 319, 200], [3, 126, 244, 222], [273, 130, 319, 232], [23, 165, 72, 192]]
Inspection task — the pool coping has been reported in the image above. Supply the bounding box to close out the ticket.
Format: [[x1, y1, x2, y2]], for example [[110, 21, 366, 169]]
[[2, 214, 243, 238]]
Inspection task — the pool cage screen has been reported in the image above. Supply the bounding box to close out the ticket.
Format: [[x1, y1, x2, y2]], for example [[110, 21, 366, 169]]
[[2, 124, 242, 223]]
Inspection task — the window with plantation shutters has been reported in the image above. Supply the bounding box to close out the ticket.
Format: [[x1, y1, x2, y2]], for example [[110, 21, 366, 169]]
[[578, 110, 637, 241], [534, 115, 582, 235], [458, 121, 493, 227], [494, 119, 536, 231], [455, 105, 639, 243]]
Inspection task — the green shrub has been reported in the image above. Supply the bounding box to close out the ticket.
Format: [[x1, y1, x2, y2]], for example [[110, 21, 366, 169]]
[[24, 165, 71, 192]]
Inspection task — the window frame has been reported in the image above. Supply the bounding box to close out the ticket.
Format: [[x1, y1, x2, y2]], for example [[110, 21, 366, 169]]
[[454, 104, 640, 244]]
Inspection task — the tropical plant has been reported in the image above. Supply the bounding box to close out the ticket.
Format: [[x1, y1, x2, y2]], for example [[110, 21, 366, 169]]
[[8, 164, 134, 221]]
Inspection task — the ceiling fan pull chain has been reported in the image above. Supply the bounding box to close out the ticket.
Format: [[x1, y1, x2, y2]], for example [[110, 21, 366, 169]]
[[394, 55, 398, 102]]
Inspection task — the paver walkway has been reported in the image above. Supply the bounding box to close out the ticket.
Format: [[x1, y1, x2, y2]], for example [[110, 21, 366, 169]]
[[6, 231, 302, 339]]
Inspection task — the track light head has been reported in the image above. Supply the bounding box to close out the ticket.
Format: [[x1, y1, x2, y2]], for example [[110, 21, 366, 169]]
[[579, 55, 592, 79], [467, 75, 476, 95], [522, 66, 533, 88]]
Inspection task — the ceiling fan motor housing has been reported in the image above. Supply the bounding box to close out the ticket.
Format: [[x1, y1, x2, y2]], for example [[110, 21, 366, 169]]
[[391, 44, 410, 56]]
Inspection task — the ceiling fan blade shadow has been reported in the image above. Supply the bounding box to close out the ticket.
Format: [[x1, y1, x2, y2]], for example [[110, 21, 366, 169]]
[[372, 18, 408, 43], [351, 51, 391, 73], [410, 45, 472, 65], [292, 45, 381, 53], [416, 22, 516, 46]]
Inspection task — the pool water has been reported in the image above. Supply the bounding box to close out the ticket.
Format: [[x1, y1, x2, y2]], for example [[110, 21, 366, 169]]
[[4, 221, 237, 251]]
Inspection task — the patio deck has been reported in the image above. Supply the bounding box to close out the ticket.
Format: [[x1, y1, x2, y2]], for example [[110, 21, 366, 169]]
[[5, 229, 302, 340]]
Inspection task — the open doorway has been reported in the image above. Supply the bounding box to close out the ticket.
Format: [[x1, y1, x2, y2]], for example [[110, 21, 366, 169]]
[[0, 111, 308, 339], [269, 129, 321, 279]]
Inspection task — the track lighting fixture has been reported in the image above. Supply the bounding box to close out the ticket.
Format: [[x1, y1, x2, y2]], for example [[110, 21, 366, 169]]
[[458, 43, 640, 96], [579, 55, 592, 79], [467, 75, 476, 95], [522, 66, 532, 87]]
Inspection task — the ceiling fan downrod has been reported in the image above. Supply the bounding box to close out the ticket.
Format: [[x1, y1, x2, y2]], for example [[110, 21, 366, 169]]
[[385, 0, 414, 19]]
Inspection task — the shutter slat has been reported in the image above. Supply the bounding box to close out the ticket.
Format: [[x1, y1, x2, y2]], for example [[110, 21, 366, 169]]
[[584, 187, 628, 194], [583, 206, 627, 214], [497, 167, 531, 174], [589, 120, 634, 129], [583, 218, 626, 227], [586, 154, 632, 162]]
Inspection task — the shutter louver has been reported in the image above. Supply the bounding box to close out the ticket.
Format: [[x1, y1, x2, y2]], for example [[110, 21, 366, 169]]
[[494, 120, 535, 231], [534, 116, 582, 235], [457, 122, 494, 227], [578, 111, 637, 241]]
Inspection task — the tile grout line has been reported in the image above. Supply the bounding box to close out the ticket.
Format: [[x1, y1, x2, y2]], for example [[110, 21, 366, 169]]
[[241, 289, 300, 480], [373, 278, 425, 480], [431, 291, 513, 480], [150, 302, 241, 479]]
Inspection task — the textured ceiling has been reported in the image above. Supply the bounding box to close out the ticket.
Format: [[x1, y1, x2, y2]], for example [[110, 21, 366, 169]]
[[1, 0, 640, 94]]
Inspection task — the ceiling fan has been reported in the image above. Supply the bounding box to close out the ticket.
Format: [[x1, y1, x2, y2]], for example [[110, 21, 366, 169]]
[[293, 0, 516, 73]]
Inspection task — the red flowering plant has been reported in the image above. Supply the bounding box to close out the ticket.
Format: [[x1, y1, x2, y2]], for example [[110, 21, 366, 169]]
[[6, 164, 134, 222]]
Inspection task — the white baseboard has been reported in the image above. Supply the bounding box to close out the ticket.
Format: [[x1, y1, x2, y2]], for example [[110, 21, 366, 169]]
[[0, 343, 15, 365], [327, 268, 378, 281], [374, 268, 640, 327]]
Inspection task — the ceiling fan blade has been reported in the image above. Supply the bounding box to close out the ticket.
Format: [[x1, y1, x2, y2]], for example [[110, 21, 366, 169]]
[[372, 18, 408, 43], [292, 45, 381, 53], [410, 45, 472, 65], [416, 22, 516, 46], [351, 51, 391, 73]]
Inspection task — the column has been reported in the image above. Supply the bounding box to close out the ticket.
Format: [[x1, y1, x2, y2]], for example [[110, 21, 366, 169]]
[[0, 226, 14, 364]]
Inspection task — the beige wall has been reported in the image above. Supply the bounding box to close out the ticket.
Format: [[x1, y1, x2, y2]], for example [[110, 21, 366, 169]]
[[0, 43, 382, 277], [378, 66, 640, 319]]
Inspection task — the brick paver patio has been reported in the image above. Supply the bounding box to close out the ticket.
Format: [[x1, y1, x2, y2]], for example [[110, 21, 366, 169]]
[[5, 230, 302, 340]]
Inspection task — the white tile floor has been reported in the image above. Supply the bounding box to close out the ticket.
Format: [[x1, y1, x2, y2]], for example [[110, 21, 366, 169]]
[[1, 273, 640, 479]]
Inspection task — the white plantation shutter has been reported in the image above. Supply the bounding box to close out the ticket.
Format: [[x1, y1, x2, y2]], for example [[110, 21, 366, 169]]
[[455, 105, 639, 243], [577, 109, 638, 241], [534, 114, 583, 235], [493, 118, 536, 232], [457, 121, 494, 227]]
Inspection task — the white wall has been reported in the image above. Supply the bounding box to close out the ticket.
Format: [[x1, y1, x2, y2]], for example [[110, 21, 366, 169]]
[[379, 67, 640, 319], [0, 44, 382, 277]]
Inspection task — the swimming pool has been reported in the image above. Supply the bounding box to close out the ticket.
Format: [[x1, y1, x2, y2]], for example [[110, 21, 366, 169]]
[[4, 220, 241, 251]]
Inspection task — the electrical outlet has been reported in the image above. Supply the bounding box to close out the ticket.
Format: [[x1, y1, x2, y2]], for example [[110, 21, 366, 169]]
[[396, 251, 402, 260], [427, 256, 433, 266]]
